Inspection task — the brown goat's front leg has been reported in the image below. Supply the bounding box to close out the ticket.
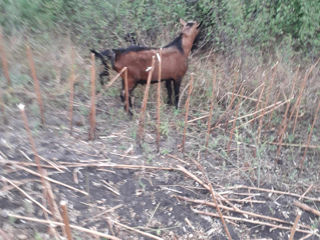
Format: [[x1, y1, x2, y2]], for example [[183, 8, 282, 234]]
[[174, 79, 181, 108]]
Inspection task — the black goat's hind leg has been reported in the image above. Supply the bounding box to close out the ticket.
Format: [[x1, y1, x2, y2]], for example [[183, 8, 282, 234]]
[[174, 80, 181, 108], [166, 80, 173, 105]]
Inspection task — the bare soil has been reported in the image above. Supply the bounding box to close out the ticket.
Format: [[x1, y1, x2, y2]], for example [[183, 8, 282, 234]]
[[0, 88, 320, 240]]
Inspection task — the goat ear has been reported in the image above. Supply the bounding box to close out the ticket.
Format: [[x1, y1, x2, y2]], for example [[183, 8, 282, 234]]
[[197, 21, 203, 29], [179, 18, 186, 26]]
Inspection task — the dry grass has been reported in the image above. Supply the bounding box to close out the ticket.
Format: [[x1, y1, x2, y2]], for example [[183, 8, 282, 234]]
[[0, 31, 320, 239]]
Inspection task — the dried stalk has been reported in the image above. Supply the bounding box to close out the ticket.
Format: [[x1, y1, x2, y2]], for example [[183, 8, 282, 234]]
[[111, 220, 163, 240], [189, 155, 232, 239], [210, 182, 232, 239], [88, 53, 96, 140], [212, 84, 243, 131], [0, 28, 11, 86], [231, 97, 293, 131], [181, 73, 194, 153], [18, 104, 59, 221], [299, 97, 320, 172], [176, 165, 238, 211], [192, 208, 314, 235], [60, 201, 73, 240], [276, 68, 298, 156], [205, 67, 216, 149], [124, 68, 129, 113], [251, 82, 265, 127], [227, 87, 243, 152], [26, 45, 45, 125], [156, 49, 162, 152], [15, 164, 88, 195], [291, 58, 319, 134], [294, 201, 320, 217], [137, 56, 155, 145], [266, 90, 281, 128], [289, 210, 302, 240], [7, 213, 121, 240], [68, 47, 76, 134], [174, 195, 307, 227], [2, 176, 51, 215], [299, 184, 313, 201], [104, 67, 127, 89], [227, 185, 320, 202]]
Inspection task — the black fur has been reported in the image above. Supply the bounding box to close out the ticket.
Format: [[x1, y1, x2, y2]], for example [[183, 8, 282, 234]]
[[163, 34, 184, 54]]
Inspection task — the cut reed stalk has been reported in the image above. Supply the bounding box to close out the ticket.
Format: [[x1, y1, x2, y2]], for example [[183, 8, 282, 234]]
[[68, 47, 75, 134], [294, 201, 320, 217], [291, 58, 319, 134], [18, 104, 59, 221], [257, 72, 270, 142], [104, 67, 127, 89], [8, 213, 121, 240], [137, 56, 155, 146], [289, 210, 302, 240], [192, 208, 313, 235], [208, 184, 232, 240], [88, 53, 96, 140], [251, 82, 265, 127], [299, 97, 320, 173], [267, 90, 281, 127], [156, 49, 162, 152], [190, 157, 232, 240], [276, 68, 298, 156], [205, 67, 216, 149], [212, 82, 242, 132], [231, 97, 293, 131], [227, 87, 243, 152], [0, 28, 11, 86], [26, 45, 45, 125], [124, 68, 129, 113], [181, 73, 194, 153], [60, 201, 73, 240]]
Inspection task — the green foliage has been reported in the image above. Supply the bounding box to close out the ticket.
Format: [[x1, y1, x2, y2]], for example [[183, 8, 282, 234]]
[[0, 0, 319, 59]]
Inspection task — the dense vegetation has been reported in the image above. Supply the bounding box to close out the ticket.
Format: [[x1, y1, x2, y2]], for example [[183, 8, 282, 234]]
[[1, 0, 319, 60]]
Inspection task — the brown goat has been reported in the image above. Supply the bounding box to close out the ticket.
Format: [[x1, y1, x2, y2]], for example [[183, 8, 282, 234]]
[[91, 19, 202, 109]]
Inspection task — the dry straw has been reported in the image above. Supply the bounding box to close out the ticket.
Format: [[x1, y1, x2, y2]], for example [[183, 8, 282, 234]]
[[124, 68, 129, 113], [299, 97, 320, 173], [88, 53, 96, 140], [276, 67, 298, 156], [181, 73, 194, 153], [289, 210, 302, 240], [137, 56, 155, 146], [156, 49, 162, 152], [18, 104, 60, 221], [60, 201, 73, 240], [205, 67, 216, 149], [227, 87, 243, 152], [26, 45, 45, 125], [291, 58, 319, 134]]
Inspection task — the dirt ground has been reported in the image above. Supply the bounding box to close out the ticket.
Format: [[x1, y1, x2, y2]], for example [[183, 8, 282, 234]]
[[0, 88, 320, 240]]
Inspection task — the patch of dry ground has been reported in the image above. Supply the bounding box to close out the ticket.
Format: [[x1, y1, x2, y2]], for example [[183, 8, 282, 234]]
[[0, 97, 319, 240]]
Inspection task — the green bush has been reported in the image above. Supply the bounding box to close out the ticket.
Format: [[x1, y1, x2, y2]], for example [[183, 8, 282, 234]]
[[0, 0, 319, 59]]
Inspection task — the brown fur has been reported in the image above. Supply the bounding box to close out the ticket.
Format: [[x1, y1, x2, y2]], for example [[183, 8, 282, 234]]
[[93, 19, 201, 110]]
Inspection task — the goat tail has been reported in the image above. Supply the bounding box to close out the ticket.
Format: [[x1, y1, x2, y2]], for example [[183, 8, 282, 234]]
[[91, 49, 106, 63], [90, 49, 110, 85]]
